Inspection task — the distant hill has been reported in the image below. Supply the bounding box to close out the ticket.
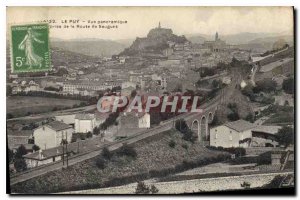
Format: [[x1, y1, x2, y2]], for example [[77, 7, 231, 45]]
[[247, 35, 293, 45], [186, 35, 207, 44], [187, 32, 293, 45], [51, 38, 129, 57]]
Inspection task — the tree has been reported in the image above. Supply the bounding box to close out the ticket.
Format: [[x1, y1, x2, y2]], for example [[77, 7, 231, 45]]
[[263, 175, 286, 188], [135, 182, 150, 194], [135, 182, 159, 194], [227, 112, 240, 121], [93, 126, 100, 135], [96, 156, 106, 169], [14, 158, 27, 172], [15, 145, 27, 159], [244, 113, 255, 123], [56, 68, 68, 76], [101, 147, 112, 160], [130, 90, 137, 98], [241, 85, 254, 98], [175, 119, 189, 133], [212, 79, 222, 89], [210, 114, 220, 126], [116, 144, 137, 158], [276, 126, 294, 147], [32, 145, 40, 152], [169, 140, 176, 148], [282, 78, 294, 94], [71, 134, 78, 143], [254, 79, 277, 93], [86, 131, 93, 138], [150, 185, 159, 194]]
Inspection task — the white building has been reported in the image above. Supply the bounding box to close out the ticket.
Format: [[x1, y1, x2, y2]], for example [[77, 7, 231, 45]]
[[121, 81, 136, 89], [63, 81, 114, 95], [138, 113, 151, 128], [75, 113, 96, 133], [210, 120, 257, 148], [33, 121, 74, 150]]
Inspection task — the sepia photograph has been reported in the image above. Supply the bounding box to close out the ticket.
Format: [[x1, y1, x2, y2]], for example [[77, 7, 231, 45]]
[[6, 6, 295, 195]]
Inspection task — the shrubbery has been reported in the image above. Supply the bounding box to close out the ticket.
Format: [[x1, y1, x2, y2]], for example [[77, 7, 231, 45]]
[[96, 157, 106, 169], [135, 181, 159, 194], [207, 146, 246, 157], [116, 144, 137, 158], [175, 119, 197, 143], [168, 140, 176, 148]]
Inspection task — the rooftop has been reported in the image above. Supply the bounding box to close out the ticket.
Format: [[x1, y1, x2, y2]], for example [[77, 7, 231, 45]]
[[46, 121, 72, 131], [252, 125, 282, 135], [224, 119, 257, 132], [75, 113, 95, 120]]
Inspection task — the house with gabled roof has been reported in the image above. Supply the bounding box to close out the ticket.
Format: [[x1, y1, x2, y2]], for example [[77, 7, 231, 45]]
[[210, 119, 257, 148], [33, 121, 74, 150]]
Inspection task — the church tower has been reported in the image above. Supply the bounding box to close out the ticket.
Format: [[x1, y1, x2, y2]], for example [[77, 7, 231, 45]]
[[215, 32, 219, 41], [158, 21, 161, 28]]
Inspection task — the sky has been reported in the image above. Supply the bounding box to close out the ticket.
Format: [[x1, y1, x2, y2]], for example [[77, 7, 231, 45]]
[[7, 7, 294, 40]]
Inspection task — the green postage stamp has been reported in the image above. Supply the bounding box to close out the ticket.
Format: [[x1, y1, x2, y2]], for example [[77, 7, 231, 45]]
[[10, 23, 51, 73]]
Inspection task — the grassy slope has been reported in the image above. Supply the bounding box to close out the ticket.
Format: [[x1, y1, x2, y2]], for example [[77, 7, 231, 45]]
[[11, 129, 228, 193]]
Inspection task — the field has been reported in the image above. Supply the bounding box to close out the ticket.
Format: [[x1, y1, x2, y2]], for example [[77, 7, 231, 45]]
[[11, 129, 229, 193], [7, 96, 84, 118]]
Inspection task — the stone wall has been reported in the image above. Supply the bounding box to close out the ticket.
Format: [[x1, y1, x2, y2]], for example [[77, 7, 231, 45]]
[[62, 172, 293, 194]]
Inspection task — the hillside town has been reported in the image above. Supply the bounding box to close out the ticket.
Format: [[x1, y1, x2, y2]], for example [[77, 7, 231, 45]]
[[7, 21, 294, 194]]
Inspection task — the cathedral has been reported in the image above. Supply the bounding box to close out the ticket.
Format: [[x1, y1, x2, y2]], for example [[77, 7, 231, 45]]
[[203, 32, 227, 52]]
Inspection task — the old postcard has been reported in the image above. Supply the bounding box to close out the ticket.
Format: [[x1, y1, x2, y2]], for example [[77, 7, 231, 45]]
[[6, 6, 295, 194]]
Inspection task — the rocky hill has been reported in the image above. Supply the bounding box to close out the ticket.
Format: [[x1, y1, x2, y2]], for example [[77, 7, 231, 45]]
[[120, 25, 188, 56]]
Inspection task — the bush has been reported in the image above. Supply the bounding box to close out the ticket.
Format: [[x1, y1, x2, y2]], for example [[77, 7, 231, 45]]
[[175, 119, 189, 133], [15, 145, 27, 159], [282, 78, 294, 94], [101, 147, 113, 160], [182, 143, 188, 150], [207, 146, 246, 157], [14, 158, 27, 172], [32, 145, 40, 152], [96, 157, 106, 169], [79, 133, 86, 140], [276, 126, 294, 147], [263, 175, 285, 188], [135, 182, 159, 194], [116, 144, 137, 158], [86, 131, 93, 138], [254, 79, 277, 93], [227, 112, 240, 121], [7, 113, 14, 119], [168, 140, 176, 148], [182, 130, 197, 143], [257, 151, 272, 165], [244, 113, 255, 123]]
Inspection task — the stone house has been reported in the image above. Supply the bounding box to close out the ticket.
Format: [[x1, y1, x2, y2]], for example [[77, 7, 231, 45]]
[[33, 121, 74, 150]]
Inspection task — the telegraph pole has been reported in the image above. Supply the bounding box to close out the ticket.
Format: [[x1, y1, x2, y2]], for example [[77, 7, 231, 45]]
[[65, 133, 69, 167], [62, 139, 65, 165]]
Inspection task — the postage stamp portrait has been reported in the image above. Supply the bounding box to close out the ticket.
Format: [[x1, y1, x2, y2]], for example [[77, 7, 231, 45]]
[[10, 23, 51, 73]]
